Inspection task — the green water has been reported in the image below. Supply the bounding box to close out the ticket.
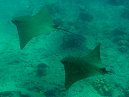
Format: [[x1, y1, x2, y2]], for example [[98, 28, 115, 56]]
[[0, 0, 129, 97]]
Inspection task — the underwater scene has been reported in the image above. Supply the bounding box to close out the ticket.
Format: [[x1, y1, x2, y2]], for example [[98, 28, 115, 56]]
[[1, 0, 129, 97]]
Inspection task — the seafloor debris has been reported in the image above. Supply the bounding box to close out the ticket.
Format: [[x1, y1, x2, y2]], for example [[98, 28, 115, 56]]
[[91, 78, 114, 97], [111, 27, 129, 53]]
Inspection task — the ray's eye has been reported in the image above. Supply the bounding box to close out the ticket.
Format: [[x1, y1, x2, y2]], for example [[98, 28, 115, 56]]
[[61, 59, 67, 64], [61, 58, 72, 65]]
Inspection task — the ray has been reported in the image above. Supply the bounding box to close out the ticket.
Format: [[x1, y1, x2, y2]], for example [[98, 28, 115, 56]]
[[12, 6, 54, 49], [61, 43, 108, 90]]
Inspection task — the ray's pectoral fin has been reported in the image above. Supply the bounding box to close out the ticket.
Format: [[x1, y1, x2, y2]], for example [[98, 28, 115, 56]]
[[12, 6, 54, 49], [61, 43, 108, 90], [85, 43, 102, 68]]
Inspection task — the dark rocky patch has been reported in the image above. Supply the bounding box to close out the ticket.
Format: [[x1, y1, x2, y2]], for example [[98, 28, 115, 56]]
[[36, 63, 48, 77], [0, 91, 13, 97], [0, 91, 20, 97], [121, 8, 129, 20], [78, 11, 93, 22], [44, 89, 56, 97], [19, 92, 31, 97], [44, 87, 64, 97], [107, 0, 126, 6], [111, 27, 129, 53], [61, 33, 86, 50]]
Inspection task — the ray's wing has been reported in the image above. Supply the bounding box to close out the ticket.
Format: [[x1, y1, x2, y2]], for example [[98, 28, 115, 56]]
[[85, 43, 103, 68], [61, 57, 90, 89], [12, 7, 54, 49], [61, 44, 104, 90]]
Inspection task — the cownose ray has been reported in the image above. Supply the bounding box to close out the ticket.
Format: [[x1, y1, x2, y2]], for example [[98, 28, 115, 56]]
[[61, 43, 109, 90], [12, 6, 54, 49]]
